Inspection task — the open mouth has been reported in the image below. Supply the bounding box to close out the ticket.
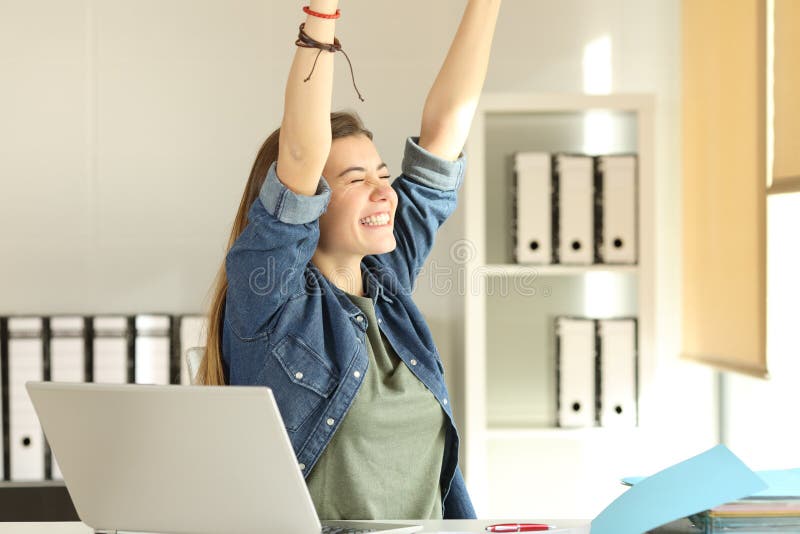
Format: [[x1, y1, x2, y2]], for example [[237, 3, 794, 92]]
[[359, 212, 391, 227]]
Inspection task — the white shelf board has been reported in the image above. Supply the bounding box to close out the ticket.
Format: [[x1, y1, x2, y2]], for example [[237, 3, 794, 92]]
[[478, 92, 655, 114], [479, 264, 638, 276], [486, 426, 641, 440]]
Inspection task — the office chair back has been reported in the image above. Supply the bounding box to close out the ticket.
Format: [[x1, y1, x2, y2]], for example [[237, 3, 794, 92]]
[[185, 346, 206, 385]]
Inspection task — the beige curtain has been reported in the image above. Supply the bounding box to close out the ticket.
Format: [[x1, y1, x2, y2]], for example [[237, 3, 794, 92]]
[[682, 0, 768, 376], [770, 0, 800, 194]]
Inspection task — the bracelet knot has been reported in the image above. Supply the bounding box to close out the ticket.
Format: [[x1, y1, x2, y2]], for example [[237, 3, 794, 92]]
[[295, 23, 365, 102]]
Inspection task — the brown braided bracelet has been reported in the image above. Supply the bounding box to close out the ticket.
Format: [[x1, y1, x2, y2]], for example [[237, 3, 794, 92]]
[[295, 23, 365, 102]]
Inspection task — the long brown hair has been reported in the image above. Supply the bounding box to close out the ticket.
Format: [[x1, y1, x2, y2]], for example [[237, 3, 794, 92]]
[[198, 111, 374, 385]]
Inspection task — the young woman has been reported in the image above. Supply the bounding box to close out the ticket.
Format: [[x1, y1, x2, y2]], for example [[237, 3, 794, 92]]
[[199, 0, 501, 521]]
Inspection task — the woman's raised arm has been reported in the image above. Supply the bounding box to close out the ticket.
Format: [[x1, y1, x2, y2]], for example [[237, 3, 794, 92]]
[[277, 0, 340, 196], [418, 0, 501, 161]]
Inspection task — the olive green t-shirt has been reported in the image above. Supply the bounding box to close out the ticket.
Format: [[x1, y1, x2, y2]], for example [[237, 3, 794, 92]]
[[306, 292, 447, 520]]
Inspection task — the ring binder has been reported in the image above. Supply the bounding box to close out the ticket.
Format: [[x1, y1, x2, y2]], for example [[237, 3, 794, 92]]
[[93, 317, 129, 385], [134, 315, 171, 386], [8, 317, 45, 481], [48, 316, 87, 479], [554, 154, 595, 265], [513, 152, 553, 264], [597, 318, 638, 427], [555, 316, 596, 428], [596, 155, 638, 264]]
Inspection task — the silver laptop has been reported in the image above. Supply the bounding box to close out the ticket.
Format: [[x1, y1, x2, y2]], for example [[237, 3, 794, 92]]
[[26, 382, 422, 534]]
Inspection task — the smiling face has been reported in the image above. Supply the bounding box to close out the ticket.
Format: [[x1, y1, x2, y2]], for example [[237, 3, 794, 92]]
[[316, 134, 398, 265]]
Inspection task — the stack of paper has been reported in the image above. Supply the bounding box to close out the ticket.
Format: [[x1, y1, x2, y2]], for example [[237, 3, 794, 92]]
[[687, 469, 800, 532], [604, 454, 800, 534], [689, 499, 800, 532]]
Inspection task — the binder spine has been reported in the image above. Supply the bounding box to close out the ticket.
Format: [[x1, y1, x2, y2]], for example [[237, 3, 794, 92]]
[[126, 316, 136, 384], [554, 317, 563, 428], [596, 317, 639, 427], [555, 315, 597, 428], [42, 318, 52, 481], [512, 163, 520, 263], [593, 156, 604, 264], [42, 319, 52, 382], [597, 154, 639, 264], [8, 317, 45, 481], [84, 317, 94, 383], [633, 317, 640, 426], [1, 318, 9, 481], [170, 315, 181, 385], [594, 319, 602, 426], [551, 154, 560, 264], [634, 156, 641, 265]]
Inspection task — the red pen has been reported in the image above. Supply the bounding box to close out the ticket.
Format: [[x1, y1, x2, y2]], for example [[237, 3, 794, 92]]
[[485, 524, 555, 532]]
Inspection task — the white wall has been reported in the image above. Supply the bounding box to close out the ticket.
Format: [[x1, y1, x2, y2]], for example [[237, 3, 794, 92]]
[[1, 0, 723, 517], [721, 193, 800, 469]]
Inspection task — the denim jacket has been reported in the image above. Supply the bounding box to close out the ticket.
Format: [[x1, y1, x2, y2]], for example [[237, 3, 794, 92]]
[[221, 137, 476, 519]]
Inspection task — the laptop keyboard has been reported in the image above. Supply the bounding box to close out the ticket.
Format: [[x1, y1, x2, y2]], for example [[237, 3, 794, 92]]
[[321, 526, 375, 534]]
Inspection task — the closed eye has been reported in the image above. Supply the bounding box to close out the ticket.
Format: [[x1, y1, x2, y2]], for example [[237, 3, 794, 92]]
[[350, 176, 392, 183]]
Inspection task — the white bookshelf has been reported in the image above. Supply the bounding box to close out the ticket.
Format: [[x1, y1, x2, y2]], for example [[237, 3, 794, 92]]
[[481, 264, 639, 277], [461, 93, 657, 518]]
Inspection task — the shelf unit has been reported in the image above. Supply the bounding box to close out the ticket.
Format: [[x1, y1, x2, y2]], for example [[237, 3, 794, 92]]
[[461, 93, 656, 518], [481, 264, 638, 277]]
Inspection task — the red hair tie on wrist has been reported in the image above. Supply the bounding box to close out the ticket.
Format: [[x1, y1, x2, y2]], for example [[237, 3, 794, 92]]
[[303, 5, 341, 19]]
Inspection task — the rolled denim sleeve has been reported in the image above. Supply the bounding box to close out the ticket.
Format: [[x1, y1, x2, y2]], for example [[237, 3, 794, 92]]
[[402, 136, 465, 191], [373, 137, 466, 292], [259, 161, 331, 224], [224, 161, 331, 340]]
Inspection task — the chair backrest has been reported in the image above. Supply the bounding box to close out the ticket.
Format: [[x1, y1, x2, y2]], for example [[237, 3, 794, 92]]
[[185, 346, 206, 385]]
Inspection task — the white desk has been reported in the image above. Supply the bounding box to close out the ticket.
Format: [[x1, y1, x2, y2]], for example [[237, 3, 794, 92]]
[[0, 520, 591, 533]]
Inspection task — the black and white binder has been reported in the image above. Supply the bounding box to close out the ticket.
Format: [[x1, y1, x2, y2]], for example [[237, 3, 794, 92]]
[[179, 315, 208, 385], [135, 315, 171, 385], [48, 316, 87, 480], [597, 318, 638, 427], [596, 155, 638, 264], [555, 317, 596, 428], [513, 152, 553, 264], [93, 316, 129, 385], [49, 316, 86, 383], [8, 317, 45, 481], [554, 154, 594, 264]]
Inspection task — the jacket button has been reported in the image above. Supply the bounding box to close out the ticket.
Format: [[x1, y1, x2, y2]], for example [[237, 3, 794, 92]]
[[295, 372, 303, 380], [299, 463, 306, 471], [410, 359, 417, 366], [377, 318, 383, 324], [353, 371, 361, 379], [356, 315, 363, 322], [326, 418, 335, 426], [443, 398, 448, 406]]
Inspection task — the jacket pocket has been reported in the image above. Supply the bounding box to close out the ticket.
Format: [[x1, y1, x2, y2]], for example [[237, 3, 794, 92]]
[[270, 335, 338, 431]]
